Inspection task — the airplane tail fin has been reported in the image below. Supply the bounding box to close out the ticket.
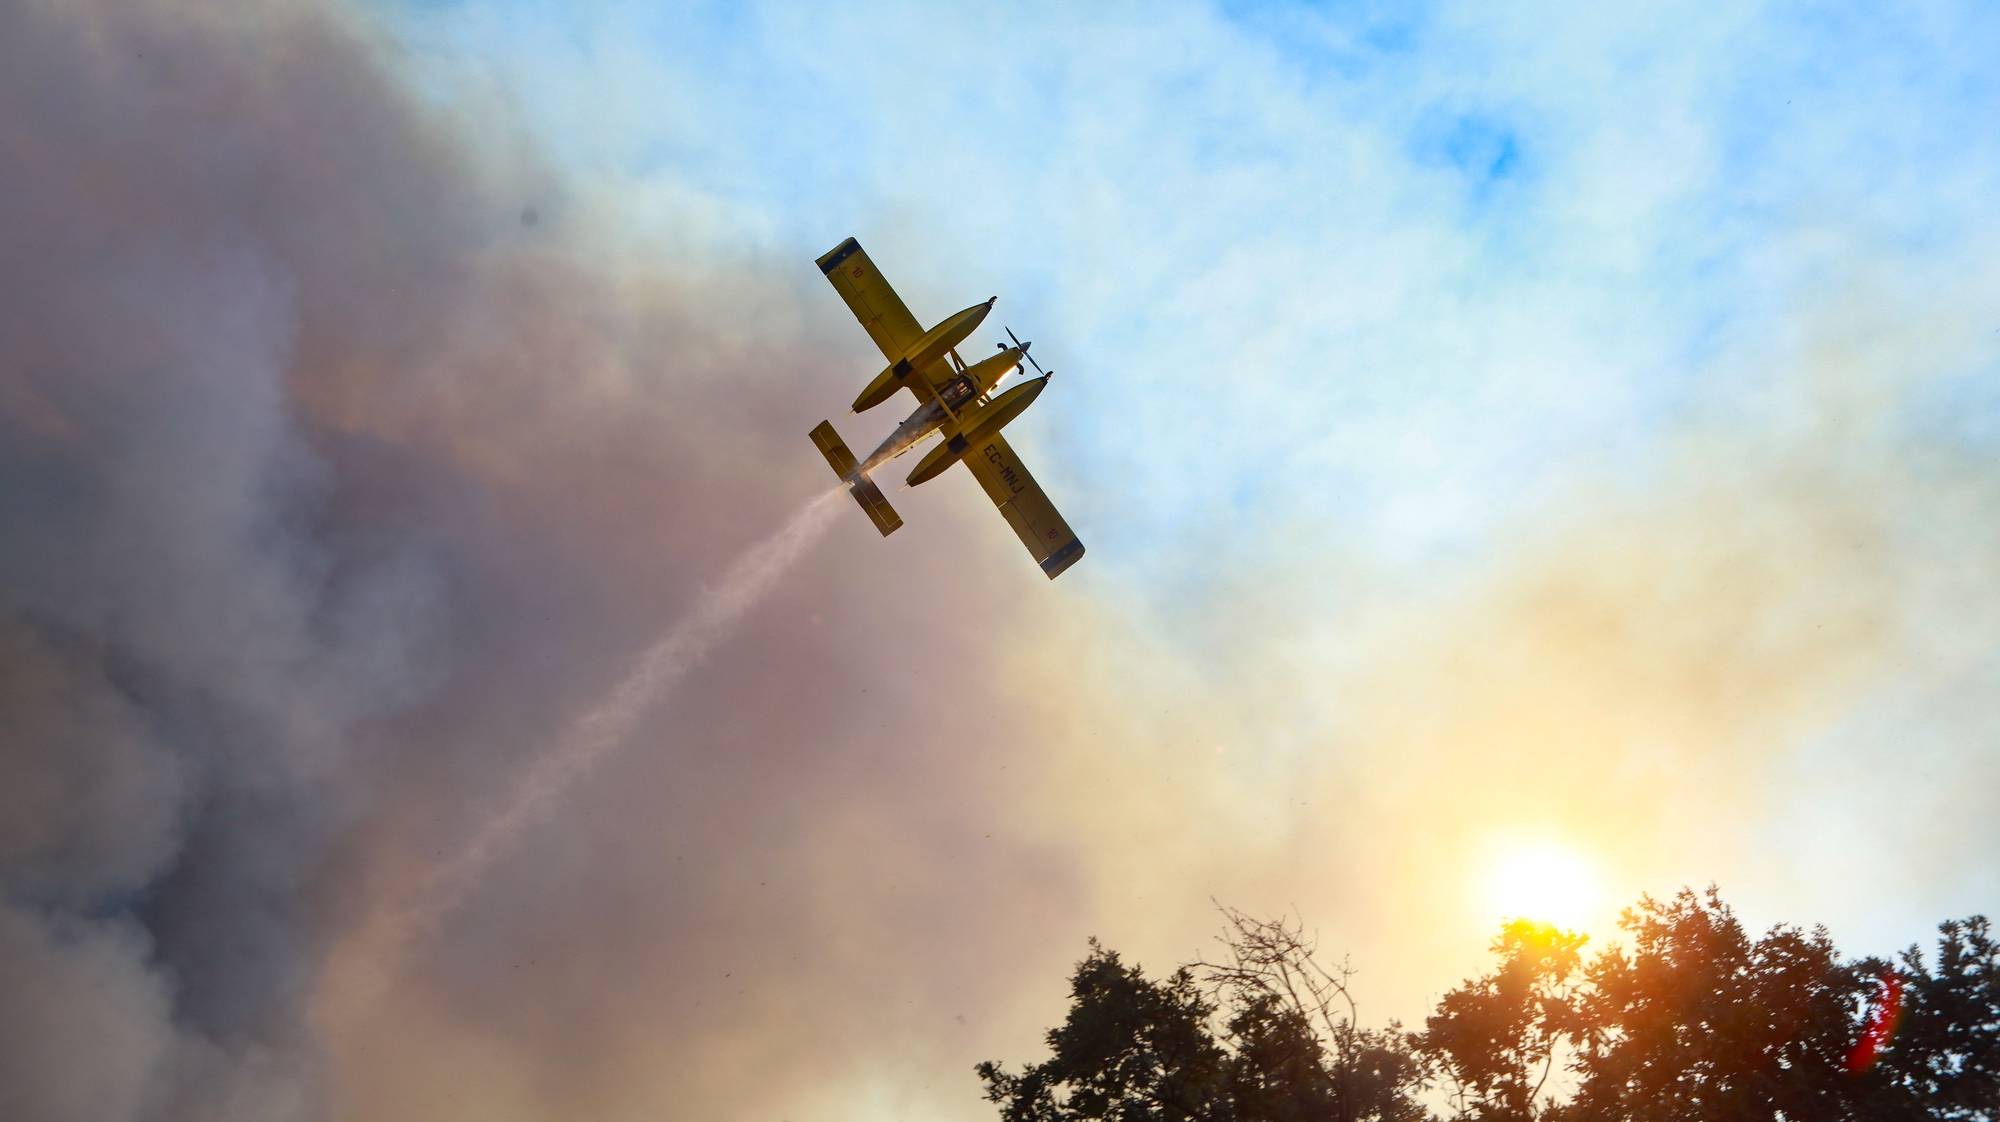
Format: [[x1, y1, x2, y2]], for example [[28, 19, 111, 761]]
[[810, 420, 901, 537], [845, 475, 901, 537]]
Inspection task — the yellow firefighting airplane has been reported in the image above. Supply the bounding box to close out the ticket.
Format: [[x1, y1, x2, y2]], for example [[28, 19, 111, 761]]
[[809, 237, 1085, 579]]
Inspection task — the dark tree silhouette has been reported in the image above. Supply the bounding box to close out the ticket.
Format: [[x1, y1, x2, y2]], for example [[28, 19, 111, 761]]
[[978, 940, 1235, 1122], [1422, 922, 1589, 1122], [1564, 889, 2000, 1121], [1196, 905, 1428, 1122], [1866, 916, 2000, 1120], [1566, 888, 1877, 1121], [979, 914, 1426, 1122], [983, 892, 1997, 1122]]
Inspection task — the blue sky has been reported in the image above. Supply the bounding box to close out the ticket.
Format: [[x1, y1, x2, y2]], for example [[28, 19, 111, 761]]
[[386, 1, 2000, 544]]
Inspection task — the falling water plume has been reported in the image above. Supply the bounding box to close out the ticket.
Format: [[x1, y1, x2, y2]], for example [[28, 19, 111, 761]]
[[330, 488, 846, 1011]]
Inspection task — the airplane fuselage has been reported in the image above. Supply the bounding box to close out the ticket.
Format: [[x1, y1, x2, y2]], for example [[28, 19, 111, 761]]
[[856, 345, 1027, 476], [857, 395, 951, 475]]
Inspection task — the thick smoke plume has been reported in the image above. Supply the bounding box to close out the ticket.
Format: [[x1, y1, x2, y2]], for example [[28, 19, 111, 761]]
[[343, 490, 844, 1003], [1, 3, 1074, 1120], [0, 1, 939, 1118]]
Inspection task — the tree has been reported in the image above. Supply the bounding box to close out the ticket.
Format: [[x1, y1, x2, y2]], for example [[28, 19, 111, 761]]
[[980, 912, 1426, 1122], [1872, 916, 2000, 1120], [1565, 887, 1873, 1121], [978, 940, 1235, 1122], [1196, 905, 1428, 1122], [1421, 921, 1589, 1122], [982, 892, 1998, 1122]]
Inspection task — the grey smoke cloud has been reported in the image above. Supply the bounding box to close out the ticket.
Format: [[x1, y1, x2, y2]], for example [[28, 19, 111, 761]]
[[0, 3, 469, 1116], [1, 2, 1074, 1119]]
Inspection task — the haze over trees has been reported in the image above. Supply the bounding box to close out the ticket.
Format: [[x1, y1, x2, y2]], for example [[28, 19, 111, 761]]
[[978, 889, 1998, 1121]]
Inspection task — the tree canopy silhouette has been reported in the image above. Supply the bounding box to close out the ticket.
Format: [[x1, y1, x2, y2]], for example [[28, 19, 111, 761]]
[[976, 939, 1236, 1122], [980, 889, 1997, 1121]]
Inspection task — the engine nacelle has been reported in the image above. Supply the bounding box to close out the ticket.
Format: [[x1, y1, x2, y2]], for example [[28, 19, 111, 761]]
[[852, 298, 997, 413], [851, 366, 905, 414], [905, 375, 1048, 486]]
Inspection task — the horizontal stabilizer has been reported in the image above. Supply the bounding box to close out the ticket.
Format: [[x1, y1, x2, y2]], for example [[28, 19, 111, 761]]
[[810, 420, 859, 478], [810, 420, 901, 536], [847, 474, 902, 536]]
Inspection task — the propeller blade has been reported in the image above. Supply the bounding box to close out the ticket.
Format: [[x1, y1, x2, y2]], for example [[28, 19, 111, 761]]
[[1004, 325, 1050, 377]]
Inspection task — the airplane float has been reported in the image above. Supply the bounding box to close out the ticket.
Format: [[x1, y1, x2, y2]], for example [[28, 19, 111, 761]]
[[809, 237, 1084, 579]]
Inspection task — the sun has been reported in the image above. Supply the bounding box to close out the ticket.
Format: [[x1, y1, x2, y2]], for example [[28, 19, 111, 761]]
[[1483, 839, 1602, 931]]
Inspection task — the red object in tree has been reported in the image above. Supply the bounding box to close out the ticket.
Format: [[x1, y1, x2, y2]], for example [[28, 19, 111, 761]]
[[1846, 970, 1905, 1074]]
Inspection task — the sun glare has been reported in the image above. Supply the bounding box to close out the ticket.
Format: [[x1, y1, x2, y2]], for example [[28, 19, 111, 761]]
[[1484, 840, 1602, 931]]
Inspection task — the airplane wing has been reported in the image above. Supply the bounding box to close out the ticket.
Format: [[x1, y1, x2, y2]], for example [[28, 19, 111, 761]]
[[961, 433, 1086, 579], [818, 237, 927, 367]]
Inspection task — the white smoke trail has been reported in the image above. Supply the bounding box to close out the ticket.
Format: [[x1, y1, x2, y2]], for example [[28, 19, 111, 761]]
[[331, 489, 844, 1008], [412, 487, 845, 932]]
